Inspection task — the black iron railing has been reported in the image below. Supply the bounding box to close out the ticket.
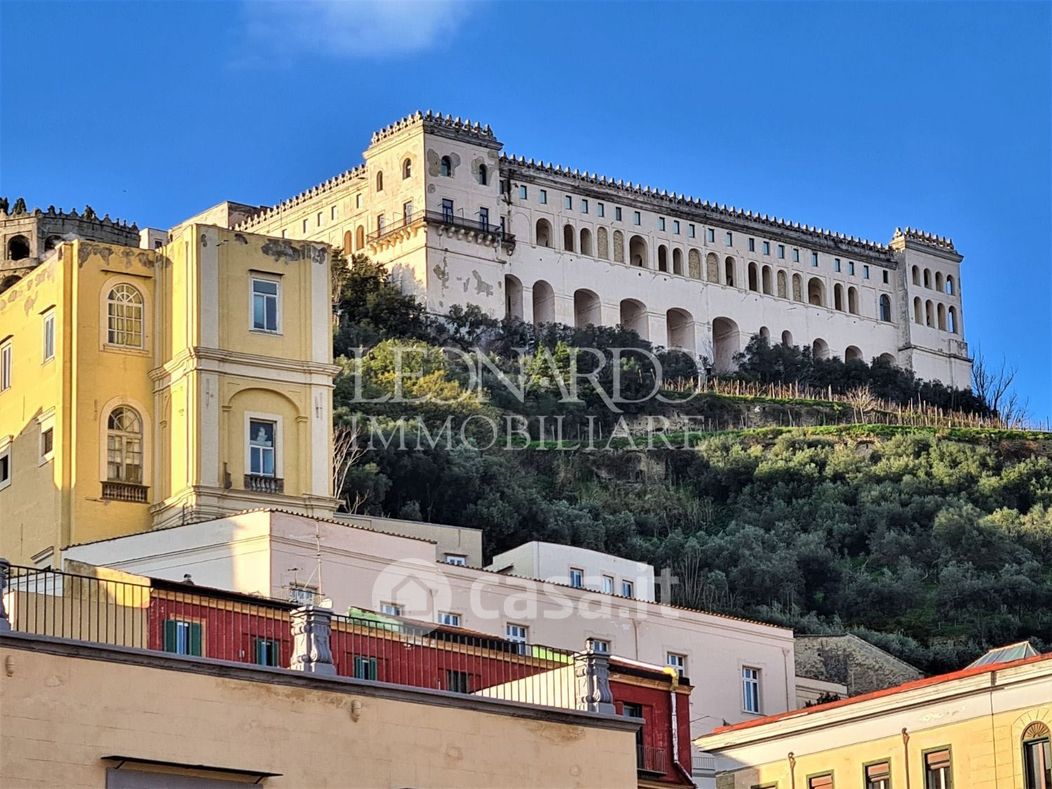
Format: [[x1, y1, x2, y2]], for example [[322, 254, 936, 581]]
[[424, 211, 515, 247]]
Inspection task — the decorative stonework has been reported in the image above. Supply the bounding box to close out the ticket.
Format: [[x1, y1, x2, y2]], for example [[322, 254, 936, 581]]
[[289, 606, 336, 676], [371, 110, 499, 148], [235, 165, 366, 232], [574, 650, 615, 714]]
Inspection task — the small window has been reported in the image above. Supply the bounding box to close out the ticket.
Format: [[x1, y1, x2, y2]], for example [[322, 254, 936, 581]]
[[564, 195, 573, 210], [380, 602, 402, 616], [441, 198, 454, 221], [42, 311, 55, 362], [673, 219, 682, 233], [777, 244, 785, 259], [706, 228, 715, 243], [253, 637, 279, 667], [688, 224, 696, 238], [316, 211, 322, 227], [376, 214, 386, 234], [0, 341, 11, 391], [615, 207, 622, 221], [667, 652, 686, 678], [924, 749, 953, 789], [834, 258, 842, 273], [808, 775, 834, 789], [519, 185, 528, 199], [248, 419, 276, 477], [880, 294, 893, 322], [811, 251, 819, 267], [478, 206, 489, 229], [725, 231, 733, 246], [440, 156, 452, 177], [353, 655, 378, 680], [446, 669, 472, 693], [331, 205, 337, 220], [792, 248, 800, 262], [478, 163, 488, 186], [403, 201, 414, 223], [587, 638, 610, 654], [581, 198, 589, 214], [863, 264, 871, 279], [444, 553, 467, 566], [375, 171, 384, 192], [848, 261, 856, 276], [106, 283, 144, 348], [0, 443, 11, 490], [883, 270, 890, 284], [763, 240, 770, 255], [163, 619, 203, 656], [742, 666, 761, 713], [40, 426, 54, 462], [621, 580, 634, 598], [658, 217, 666, 231], [569, 568, 584, 588], [506, 623, 528, 653], [602, 575, 614, 594], [633, 211, 641, 226], [402, 158, 412, 179], [251, 279, 280, 332], [748, 238, 756, 252], [355, 193, 363, 209], [865, 761, 891, 789], [597, 202, 605, 217], [539, 188, 547, 205], [301, 218, 308, 233], [438, 612, 462, 627]]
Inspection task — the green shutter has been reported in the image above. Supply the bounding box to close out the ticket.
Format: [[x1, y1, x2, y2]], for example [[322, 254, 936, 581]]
[[163, 620, 178, 653], [188, 622, 203, 656]]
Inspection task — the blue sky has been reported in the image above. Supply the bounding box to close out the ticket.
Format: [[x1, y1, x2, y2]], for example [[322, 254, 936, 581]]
[[2, 1, 1050, 421]]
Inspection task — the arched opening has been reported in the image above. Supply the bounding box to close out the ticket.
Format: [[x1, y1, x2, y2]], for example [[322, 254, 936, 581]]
[[106, 283, 145, 348], [833, 283, 845, 311], [672, 248, 684, 276], [925, 299, 934, 327], [440, 156, 452, 177], [761, 266, 772, 295], [937, 303, 946, 330], [879, 294, 892, 322], [935, 272, 944, 291], [848, 286, 859, 315], [106, 406, 144, 484], [747, 262, 759, 292], [597, 227, 610, 259], [356, 225, 365, 250], [923, 268, 932, 288], [612, 230, 625, 263], [712, 317, 740, 372], [574, 289, 602, 327], [505, 275, 523, 320], [781, 330, 793, 347], [402, 158, 412, 179], [343, 230, 352, 255], [666, 308, 695, 352], [877, 352, 896, 366], [913, 297, 923, 324], [759, 326, 771, 342], [845, 345, 863, 363], [946, 275, 955, 295], [44, 235, 63, 252], [532, 280, 556, 325], [478, 163, 488, 186], [911, 266, 920, 285], [724, 256, 736, 287], [580, 228, 593, 256], [375, 171, 384, 192], [629, 235, 647, 267], [535, 218, 552, 248], [658, 245, 669, 272], [776, 270, 788, 299], [563, 224, 576, 252], [688, 249, 701, 279], [619, 298, 648, 338], [1022, 721, 1050, 787], [812, 338, 830, 360], [7, 235, 29, 261], [792, 273, 802, 302], [948, 306, 958, 333], [808, 277, 825, 307], [706, 252, 719, 282]]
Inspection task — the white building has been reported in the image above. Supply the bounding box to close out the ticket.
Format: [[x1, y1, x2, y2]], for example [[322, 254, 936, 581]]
[[488, 540, 656, 602], [202, 111, 971, 387]]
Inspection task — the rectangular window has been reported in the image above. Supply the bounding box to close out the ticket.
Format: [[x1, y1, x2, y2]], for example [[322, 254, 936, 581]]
[[441, 198, 454, 221], [353, 655, 378, 680], [793, 248, 800, 262], [615, 207, 622, 221], [581, 198, 588, 214], [316, 211, 322, 227], [834, 258, 842, 273], [569, 568, 584, 588], [597, 202, 605, 217], [248, 419, 276, 477], [688, 223, 696, 238], [863, 265, 871, 279], [403, 201, 414, 223], [478, 206, 489, 229], [763, 240, 771, 255], [506, 623, 528, 654], [778, 244, 785, 259], [253, 637, 279, 667], [658, 217, 666, 231], [633, 211, 641, 226], [808, 775, 834, 789], [848, 261, 856, 276], [163, 619, 203, 656], [446, 670, 471, 694], [376, 214, 386, 234], [667, 652, 686, 678], [812, 251, 819, 267], [706, 228, 715, 243], [725, 231, 733, 246], [621, 580, 635, 598], [602, 575, 614, 594], [40, 427, 53, 462], [301, 218, 308, 233], [865, 761, 891, 789], [883, 270, 889, 284], [437, 611, 462, 627], [380, 602, 402, 616], [539, 189, 547, 205], [564, 195, 572, 210], [748, 237, 756, 252], [42, 311, 55, 362], [355, 193, 362, 209], [924, 749, 952, 789], [673, 220, 680, 235], [444, 553, 467, 566], [587, 638, 610, 654], [0, 443, 11, 490], [519, 185, 528, 200], [742, 666, 761, 713], [331, 205, 337, 220], [1, 341, 11, 391], [251, 279, 279, 332]]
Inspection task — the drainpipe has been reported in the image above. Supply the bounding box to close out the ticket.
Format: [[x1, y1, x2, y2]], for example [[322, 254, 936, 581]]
[[788, 752, 796, 789], [901, 729, 911, 789]]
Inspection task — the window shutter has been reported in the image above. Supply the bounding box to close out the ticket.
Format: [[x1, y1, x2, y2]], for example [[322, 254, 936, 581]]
[[189, 622, 203, 656], [163, 620, 178, 652]]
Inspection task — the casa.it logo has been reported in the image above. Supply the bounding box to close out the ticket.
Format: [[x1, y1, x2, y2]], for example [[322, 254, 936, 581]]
[[370, 558, 452, 619]]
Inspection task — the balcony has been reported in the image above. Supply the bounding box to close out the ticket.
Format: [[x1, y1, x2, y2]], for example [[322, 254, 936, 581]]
[[636, 744, 667, 776], [425, 210, 516, 251], [367, 213, 425, 243], [101, 481, 148, 503], [244, 474, 284, 494]]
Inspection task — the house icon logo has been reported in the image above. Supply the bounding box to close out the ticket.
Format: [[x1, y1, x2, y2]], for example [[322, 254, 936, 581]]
[[371, 558, 452, 619]]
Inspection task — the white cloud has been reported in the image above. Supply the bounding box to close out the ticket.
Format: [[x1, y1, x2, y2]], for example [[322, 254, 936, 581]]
[[241, 0, 471, 60]]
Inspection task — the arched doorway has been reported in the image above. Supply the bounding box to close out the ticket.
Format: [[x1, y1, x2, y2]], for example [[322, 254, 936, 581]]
[[666, 308, 694, 353], [619, 298, 648, 338], [712, 317, 740, 372], [532, 280, 556, 324], [505, 275, 524, 320], [574, 289, 602, 327]]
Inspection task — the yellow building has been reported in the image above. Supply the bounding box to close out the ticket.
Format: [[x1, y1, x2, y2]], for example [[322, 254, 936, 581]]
[[0, 225, 338, 566], [694, 652, 1052, 789]]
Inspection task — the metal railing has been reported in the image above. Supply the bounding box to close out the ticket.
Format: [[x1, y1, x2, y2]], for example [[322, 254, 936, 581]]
[[101, 481, 149, 502], [424, 210, 515, 247], [367, 214, 424, 242], [637, 744, 668, 775], [244, 474, 283, 494], [0, 564, 580, 710]]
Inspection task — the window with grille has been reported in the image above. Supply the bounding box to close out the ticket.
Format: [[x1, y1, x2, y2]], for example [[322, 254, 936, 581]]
[[107, 407, 143, 483], [106, 284, 144, 347]]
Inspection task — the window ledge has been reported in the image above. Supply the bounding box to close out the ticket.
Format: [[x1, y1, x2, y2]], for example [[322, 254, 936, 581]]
[[249, 329, 283, 337]]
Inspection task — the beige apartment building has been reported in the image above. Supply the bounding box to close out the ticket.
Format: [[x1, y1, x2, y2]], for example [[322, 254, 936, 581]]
[[197, 111, 971, 387]]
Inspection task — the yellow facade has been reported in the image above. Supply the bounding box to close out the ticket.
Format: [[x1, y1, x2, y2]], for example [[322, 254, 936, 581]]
[[695, 655, 1052, 788], [0, 226, 338, 566]]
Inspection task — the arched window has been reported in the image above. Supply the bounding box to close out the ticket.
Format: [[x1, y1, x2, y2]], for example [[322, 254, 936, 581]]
[[706, 252, 719, 282], [563, 224, 576, 252], [375, 171, 384, 192], [833, 283, 844, 311], [807, 277, 825, 307], [106, 284, 144, 348], [597, 227, 610, 260], [1022, 722, 1050, 789], [935, 272, 944, 292], [912, 266, 920, 285], [845, 345, 862, 362], [343, 230, 352, 255], [355, 225, 365, 250], [747, 262, 759, 292], [879, 294, 892, 322], [478, 163, 488, 186], [759, 326, 770, 341], [946, 275, 955, 295], [402, 158, 412, 179], [937, 303, 947, 330], [925, 299, 934, 327], [923, 268, 931, 289], [777, 270, 788, 299], [107, 406, 143, 484], [673, 248, 684, 276], [688, 249, 701, 279], [440, 156, 452, 177], [781, 330, 793, 347], [630, 235, 647, 268], [848, 286, 859, 315], [792, 273, 802, 302], [7, 235, 29, 261], [913, 297, 923, 324], [613, 230, 625, 263], [948, 306, 958, 334], [535, 219, 552, 248], [813, 338, 830, 360], [580, 228, 593, 256], [761, 266, 772, 295], [658, 245, 669, 272], [724, 256, 736, 287]]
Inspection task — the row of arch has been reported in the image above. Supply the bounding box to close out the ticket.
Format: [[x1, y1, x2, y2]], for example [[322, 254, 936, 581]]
[[913, 297, 959, 333], [376, 158, 488, 191], [6, 234, 65, 262], [911, 265, 956, 295]]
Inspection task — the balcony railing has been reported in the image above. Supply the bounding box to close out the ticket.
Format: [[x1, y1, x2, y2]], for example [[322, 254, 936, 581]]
[[101, 481, 149, 503], [367, 213, 424, 242], [636, 744, 667, 776], [424, 210, 515, 248], [244, 474, 283, 494]]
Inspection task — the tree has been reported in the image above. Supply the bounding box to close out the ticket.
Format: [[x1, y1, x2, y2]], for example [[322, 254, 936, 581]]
[[971, 350, 1028, 426]]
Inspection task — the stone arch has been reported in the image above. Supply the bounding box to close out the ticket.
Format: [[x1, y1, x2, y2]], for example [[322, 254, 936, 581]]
[[761, 265, 772, 295], [946, 275, 955, 295], [355, 225, 365, 250], [672, 248, 684, 276], [629, 235, 647, 268], [879, 294, 892, 322], [619, 298, 648, 338], [375, 171, 384, 192], [937, 302, 946, 330], [7, 234, 30, 261], [706, 252, 719, 282], [808, 277, 825, 307], [848, 286, 859, 315], [688, 249, 701, 279], [574, 289, 602, 327], [658, 244, 669, 272], [747, 262, 759, 292], [536, 218, 552, 248], [440, 156, 453, 177], [833, 283, 845, 311], [812, 338, 830, 360], [912, 266, 920, 285], [478, 163, 488, 186], [563, 224, 575, 252], [666, 308, 695, 352], [724, 256, 736, 287], [845, 345, 863, 362], [597, 227, 609, 260], [913, 297, 923, 324], [935, 271, 944, 292], [580, 227, 593, 256], [505, 275, 523, 320], [877, 352, 896, 366], [792, 273, 802, 301], [343, 230, 352, 255], [925, 299, 934, 327], [402, 158, 412, 179], [923, 268, 932, 288], [781, 330, 793, 347], [612, 230, 625, 263], [759, 326, 771, 341], [712, 317, 740, 372], [532, 280, 556, 324], [776, 270, 788, 299], [948, 306, 958, 333]]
